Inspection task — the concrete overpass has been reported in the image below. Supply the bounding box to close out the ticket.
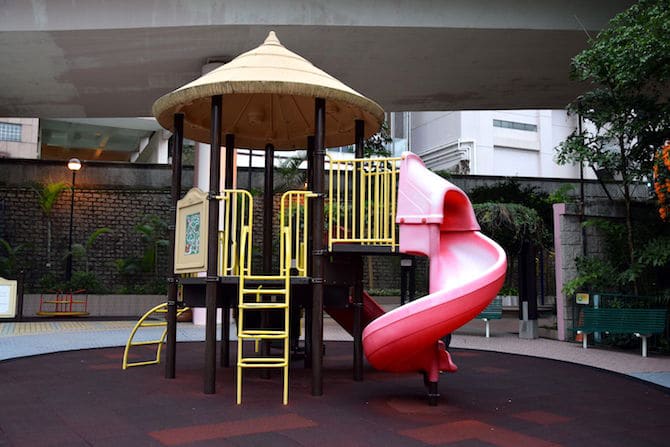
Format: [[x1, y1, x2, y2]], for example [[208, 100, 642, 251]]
[[0, 0, 635, 118]]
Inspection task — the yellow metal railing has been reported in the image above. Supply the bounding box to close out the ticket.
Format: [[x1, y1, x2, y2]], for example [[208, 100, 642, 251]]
[[122, 303, 190, 369], [236, 226, 292, 405], [280, 190, 316, 277], [216, 189, 253, 277], [327, 156, 401, 251]]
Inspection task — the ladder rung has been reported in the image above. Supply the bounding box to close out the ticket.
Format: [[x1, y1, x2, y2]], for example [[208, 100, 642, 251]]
[[239, 360, 287, 367], [238, 331, 287, 339], [125, 359, 160, 368], [241, 289, 288, 295], [129, 341, 163, 348], [239, 302, 288, 309], [139, 322, 167, 328]]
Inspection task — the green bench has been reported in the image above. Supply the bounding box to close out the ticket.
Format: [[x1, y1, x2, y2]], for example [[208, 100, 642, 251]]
[[476, 297, 503, 338], [575, 307, 667, 357]]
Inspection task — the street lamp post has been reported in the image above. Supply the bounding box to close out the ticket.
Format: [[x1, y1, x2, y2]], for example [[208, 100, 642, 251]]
[[65, 158, 82, 282]]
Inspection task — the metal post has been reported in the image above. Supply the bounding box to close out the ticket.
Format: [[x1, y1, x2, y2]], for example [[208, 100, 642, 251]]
[[352, 119, 365, 381], [311, 97, 326, 396], [65, 169, 76, 282], [221, 133, 235, 368], [353, 255, 364, 381], [263, 144, 275, 274], [260, 143, 275, 376], [248, 149, 253, 189], [166, 114, 183, 379], [204, 95, 222, 394], [409, 257, 416, 301], [15, 270, 24, 322], [304, 136, 315, 369]]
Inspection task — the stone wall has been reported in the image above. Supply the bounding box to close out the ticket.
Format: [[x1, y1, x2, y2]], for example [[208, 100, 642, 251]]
[[22, 293, 166, 318], [0, 185, 175, 291], [0, 159, 195, 293], [553, 200, 627, 340], [0, 158, 648, 305]]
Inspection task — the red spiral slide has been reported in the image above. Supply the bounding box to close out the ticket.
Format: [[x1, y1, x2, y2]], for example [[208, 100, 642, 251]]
[[363, 153, 507, 391]]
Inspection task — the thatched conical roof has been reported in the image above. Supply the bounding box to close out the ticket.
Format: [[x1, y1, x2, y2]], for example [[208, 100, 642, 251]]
[[152, 31, 384, 150]]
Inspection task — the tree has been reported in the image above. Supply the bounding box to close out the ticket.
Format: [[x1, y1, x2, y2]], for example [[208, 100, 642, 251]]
[[70, 227, 112, 273], [556, 0, 670, 292], [275, 152, 307, 193], [33, 181, 68, 270], [364, 121, 392, 157]]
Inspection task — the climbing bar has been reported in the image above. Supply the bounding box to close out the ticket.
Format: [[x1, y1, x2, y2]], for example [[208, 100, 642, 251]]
[[122, 302, 190, 369]]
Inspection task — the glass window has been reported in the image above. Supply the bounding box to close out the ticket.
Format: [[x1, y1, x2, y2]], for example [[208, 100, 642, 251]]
[[493, 119, 537, 132], [0, 122, 22, 142]]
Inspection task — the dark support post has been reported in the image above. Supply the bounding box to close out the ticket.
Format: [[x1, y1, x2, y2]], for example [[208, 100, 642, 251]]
[[260, 144, 275, 376], [518, 239, 538, 339], [409, 257, 416, 301], [166, 115, 184, 379], [204, 95, 222, 394], [352, 255, 364, 381], [400, 255, 411, 305], [304, 136, 315, 368], [311, 98, 326, 396], [15, 270, 24, 322], [352, 119, 365, 381], [307, 136, 315, 191], [65, 169, 77, 282], [263, 144, 275, 274], [221, 133, 235, 368], [354, 121, 364, 241], [248, 149, 253, 189]]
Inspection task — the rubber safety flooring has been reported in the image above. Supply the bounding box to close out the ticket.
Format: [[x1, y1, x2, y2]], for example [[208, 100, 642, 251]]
[[0, 341, 668, 446]]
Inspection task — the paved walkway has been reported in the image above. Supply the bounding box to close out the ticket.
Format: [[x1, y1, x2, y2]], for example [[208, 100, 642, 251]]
[[1, 313, 669, 388]]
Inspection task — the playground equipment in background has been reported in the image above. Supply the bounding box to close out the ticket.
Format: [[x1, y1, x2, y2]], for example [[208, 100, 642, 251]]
[[122, 303, 191, 369], [363, 153, 507, 405], [37, 290, 89, 317], [124, 153, 507, 405]]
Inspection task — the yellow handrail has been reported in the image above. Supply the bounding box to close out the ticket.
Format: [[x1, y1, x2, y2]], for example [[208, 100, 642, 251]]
[[280, 190, 316, 276], [122, 303, 190, 369], [216, 189, 253, 276], [327, 155, 401, 251]]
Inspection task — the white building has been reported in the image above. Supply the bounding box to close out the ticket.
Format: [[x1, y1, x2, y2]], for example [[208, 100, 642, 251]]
[[389, 110, 593, 180], [0, 118, 40, 159]]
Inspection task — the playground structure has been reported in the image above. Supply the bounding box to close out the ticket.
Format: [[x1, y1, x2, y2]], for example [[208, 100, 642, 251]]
[[134, 31, 506, 405], [36, 290, 89, 317]]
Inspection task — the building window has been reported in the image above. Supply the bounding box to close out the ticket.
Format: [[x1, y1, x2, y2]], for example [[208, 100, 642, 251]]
[[0, 122, 22, 142], [493, 119, 537, 132]]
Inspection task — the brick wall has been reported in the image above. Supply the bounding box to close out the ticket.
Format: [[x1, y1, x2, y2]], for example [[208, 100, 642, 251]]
[[0, 185, 173, 291], [0, 158, 644, 300]]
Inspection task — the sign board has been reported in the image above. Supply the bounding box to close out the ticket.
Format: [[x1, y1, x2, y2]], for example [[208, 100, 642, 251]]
[[575, 293, 590, 305], [0, 277, 18, 318], [174, 188, 209, 274]]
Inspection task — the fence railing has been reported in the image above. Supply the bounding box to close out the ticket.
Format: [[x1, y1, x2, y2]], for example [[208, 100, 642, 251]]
[[216, 189, 253, 277], [280, 190, 316, 277], [327, 156, 401, 251]]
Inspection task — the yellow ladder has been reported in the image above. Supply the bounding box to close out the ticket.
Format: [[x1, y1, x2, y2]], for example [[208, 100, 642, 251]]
[[236, 227, 291, 405], [122, 302, 190, 369]]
